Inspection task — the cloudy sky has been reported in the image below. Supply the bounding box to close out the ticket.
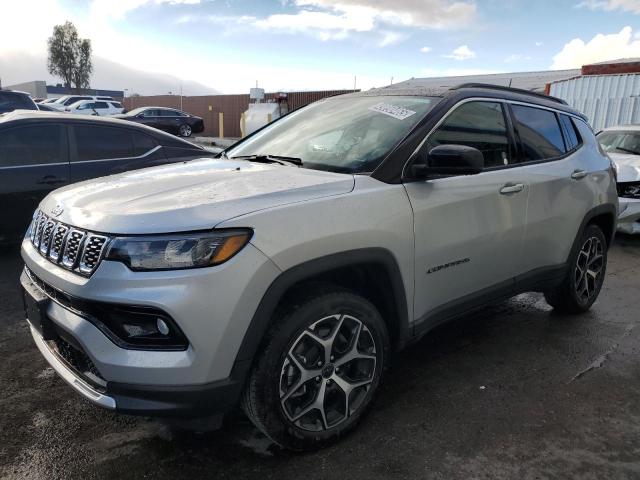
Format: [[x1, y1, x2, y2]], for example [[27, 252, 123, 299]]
[[1, 0, 640, 94]]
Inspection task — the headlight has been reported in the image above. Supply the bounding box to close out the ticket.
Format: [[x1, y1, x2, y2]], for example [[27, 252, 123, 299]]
[[105, 229, 252, 271]]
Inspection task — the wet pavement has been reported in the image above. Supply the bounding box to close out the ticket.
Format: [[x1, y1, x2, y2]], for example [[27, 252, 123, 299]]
[[1, 236, 639, 479]]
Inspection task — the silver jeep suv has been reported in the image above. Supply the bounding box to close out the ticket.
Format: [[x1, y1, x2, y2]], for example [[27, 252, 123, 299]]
[[21, 83, 618, 450]]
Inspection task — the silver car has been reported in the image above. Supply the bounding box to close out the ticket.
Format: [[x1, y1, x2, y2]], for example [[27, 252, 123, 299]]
[[596, 125, 640, 234], [20, 83, 618, 450]]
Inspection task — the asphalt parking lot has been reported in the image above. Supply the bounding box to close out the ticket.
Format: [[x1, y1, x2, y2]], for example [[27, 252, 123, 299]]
[[1, 236, 639, 480]]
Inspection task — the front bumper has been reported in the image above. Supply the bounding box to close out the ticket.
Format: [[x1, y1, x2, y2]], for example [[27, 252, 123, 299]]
[[21, 237, 281, 416], [617, 197, 640, 234]]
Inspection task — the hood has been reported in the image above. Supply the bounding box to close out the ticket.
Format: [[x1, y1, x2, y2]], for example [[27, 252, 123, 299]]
[[41, 158, 355, 234], [609, 152, 640, 182]]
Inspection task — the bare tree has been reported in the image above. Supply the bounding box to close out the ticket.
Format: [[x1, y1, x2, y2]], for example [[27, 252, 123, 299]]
[[47, 21, 93, 93]]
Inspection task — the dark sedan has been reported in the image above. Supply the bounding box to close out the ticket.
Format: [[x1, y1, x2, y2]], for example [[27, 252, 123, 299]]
[[0, 111, 211, 241], [114, 107, 205, 137]]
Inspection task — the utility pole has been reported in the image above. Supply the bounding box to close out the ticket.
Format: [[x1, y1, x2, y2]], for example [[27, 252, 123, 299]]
[[353, 76, 357, 91], [180, 85, 183, 110]]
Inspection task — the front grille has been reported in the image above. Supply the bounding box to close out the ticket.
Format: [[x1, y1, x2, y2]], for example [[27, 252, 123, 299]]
[[618, 182, 640, 199], [28, 210, 111, 277]]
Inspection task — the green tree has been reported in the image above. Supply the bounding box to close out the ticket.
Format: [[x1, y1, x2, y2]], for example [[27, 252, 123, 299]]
[[47, 21, 93, 92]]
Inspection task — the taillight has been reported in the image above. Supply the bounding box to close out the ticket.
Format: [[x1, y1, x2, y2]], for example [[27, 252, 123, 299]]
[[609, 157, 618, 183]]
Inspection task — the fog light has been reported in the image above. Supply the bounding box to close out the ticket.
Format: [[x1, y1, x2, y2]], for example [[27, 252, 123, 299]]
[[157, 318, 170, 336]]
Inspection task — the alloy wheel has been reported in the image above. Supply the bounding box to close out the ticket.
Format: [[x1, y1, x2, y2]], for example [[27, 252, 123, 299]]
[[574, 236, 604, 303], [179, 124, 192, 137], [279, 314, 378, 432]]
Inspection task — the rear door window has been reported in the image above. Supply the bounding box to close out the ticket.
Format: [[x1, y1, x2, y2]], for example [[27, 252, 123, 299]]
[[94, 102, 110, 109], [511, 105, 566, 161], [0, 124, 66, 167], [426, 101, 513, 168], [73, 125, 135, 161]]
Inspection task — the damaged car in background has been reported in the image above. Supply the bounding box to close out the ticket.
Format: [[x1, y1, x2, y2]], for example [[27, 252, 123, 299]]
[[597, 125, 640, 234]]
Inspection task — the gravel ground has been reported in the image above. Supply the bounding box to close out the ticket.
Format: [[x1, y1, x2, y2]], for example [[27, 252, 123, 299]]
[[1, 236, 639, 479]]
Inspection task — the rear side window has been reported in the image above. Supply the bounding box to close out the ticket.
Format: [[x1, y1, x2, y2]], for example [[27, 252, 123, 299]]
[[0, 124, 65, 167], [132, 132, 158, 156], [94, 102, 109, 109], [559, 115, 581, 151], [427, 101, 512, 168], [77, 102, 94, 110], [511, 105, 566, 161], [109, 102, 123, 109], [73, 125, 134, 161], [0, 92, 34, 113]]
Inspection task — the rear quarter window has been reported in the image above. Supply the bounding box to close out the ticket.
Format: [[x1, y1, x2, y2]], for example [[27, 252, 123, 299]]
[[559, 115, 581, 151]]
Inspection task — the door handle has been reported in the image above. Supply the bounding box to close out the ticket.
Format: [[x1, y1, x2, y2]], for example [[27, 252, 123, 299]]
[[500, 183, 525, 194], [571, 169, 588, 180], [37, 176, 66, 186]]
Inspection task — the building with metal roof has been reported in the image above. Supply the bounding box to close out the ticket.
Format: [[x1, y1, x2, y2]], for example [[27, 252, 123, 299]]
[[388, 69, 580, 94], [548, 59, 640, 130]]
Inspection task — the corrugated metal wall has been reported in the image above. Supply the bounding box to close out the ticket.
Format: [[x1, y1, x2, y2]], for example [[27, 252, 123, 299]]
[[123, 90, 357, 138], [549, 74, 640, 130]]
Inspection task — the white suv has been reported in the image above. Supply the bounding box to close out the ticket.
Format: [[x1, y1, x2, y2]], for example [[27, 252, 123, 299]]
[[20, 83, 618, 450], [64, 99, 125, 116]]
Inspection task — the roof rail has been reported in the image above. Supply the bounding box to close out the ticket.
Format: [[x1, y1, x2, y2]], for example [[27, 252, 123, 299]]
[[450, 83, 568, 105]]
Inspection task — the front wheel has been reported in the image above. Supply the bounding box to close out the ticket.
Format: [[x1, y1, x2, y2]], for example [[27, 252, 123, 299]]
[[178, 124, 192, 137], [241, 286, 390, 451], [544, 224, 607, 314]]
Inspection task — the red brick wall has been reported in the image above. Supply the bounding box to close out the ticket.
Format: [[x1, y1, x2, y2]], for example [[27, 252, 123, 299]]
[[582, 62, 640, 76], [123, 90, 358, 138]]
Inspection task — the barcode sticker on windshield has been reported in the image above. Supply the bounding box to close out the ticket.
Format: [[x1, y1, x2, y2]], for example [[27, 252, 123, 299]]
[[369, 102, 416, 120]]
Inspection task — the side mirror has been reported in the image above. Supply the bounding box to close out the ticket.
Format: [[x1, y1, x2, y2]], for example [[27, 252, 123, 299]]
[[411, 144, 484, 178]]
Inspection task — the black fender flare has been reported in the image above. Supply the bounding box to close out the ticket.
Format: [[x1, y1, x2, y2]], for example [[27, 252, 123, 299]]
[[232, 248, 410, 370], [571, 203, 617, 256]]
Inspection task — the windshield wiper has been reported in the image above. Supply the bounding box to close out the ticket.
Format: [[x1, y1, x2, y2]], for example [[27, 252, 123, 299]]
[[614, 147, 640, 156], [229, 154, 303, 167]]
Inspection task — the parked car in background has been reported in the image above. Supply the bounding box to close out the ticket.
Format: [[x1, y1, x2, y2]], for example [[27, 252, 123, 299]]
[[597, 125, 640, 234], [48, 95, 114, 111], [0, 90, 38, 114], [0, 111, 210, 242], [20, 84, 618, 450], [36, 103, 59, 112], [65, 99, 125, 116], [115, 107, 204, 137]]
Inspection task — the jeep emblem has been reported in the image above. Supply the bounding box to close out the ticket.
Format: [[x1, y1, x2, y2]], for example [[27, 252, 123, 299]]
[[51, 205, 64, 217]]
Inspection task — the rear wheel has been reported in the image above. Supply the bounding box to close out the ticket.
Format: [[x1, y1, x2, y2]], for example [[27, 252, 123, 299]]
[[178, 124, 192, 137], [544, 224, 607, 313], [241, 286, 389, 450]]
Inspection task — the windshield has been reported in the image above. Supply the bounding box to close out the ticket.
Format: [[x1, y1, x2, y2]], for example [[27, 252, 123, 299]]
[[226, 96, 438, 174], [597, 131, 640, 156], [125, 107, 147, 116]]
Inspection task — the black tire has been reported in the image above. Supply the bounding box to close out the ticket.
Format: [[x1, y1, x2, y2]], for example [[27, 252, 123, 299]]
[[241, 285, 390, 451], [544, 224, 607, 314]]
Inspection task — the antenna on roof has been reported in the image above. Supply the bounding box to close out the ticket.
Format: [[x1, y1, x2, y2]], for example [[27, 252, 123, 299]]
[[508, 78, 513, 87]]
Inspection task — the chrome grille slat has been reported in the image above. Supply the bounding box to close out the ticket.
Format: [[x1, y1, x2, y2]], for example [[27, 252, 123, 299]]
[[39, 219, 56, 255], [29, 209, 111, 277], [79, 235, 109, 274], [49, 224, 69, 261], [33, 213, 48, 248], [62, 229, 86, 268]]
